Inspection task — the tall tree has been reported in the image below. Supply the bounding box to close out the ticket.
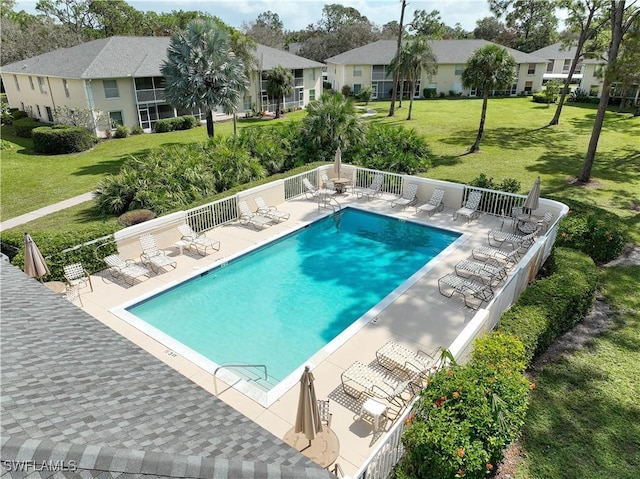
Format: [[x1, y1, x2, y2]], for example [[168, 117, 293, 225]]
[[264, 65, 293, 118], [609, 16, 640, 112], [380, 20, 400, 39], [242, 10, 285, 49], [410, 9, 448, 38], [88, 0, 145, 37], [161, 19, 248, 138], [474, 16, 508, 41], [35, 0, 95, 41], [388, 0, 407, 117], [549, 0, 609, 125], [489, 0, 560, 52], [461, 44, 517, 152], [580, 1, 640, 182], [403, 37, 438, 120]]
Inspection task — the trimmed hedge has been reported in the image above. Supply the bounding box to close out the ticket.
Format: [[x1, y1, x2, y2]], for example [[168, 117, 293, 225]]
[[497, 247, 597, 363], [32, 125, 98, 154], [12, 117, 41, 137], [153, 115, 198, 133]]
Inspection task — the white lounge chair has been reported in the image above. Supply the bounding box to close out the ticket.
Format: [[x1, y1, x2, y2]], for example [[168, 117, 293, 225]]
[[254, 196, 290, 222], [375, 341, 439, 386], [472, 245, 520, 269], [303, 177, 336, 200], [416, 188, 445, 216], [238, 200, 273, 230], [454, 259, 506, 288], [487, 228, 538, 250], [438, 273, 494, 309], [356, 174, 383, 200], [453, 191, 482, 222], [177, 224, 221, 256], [138, 233, 177, 273], [390, 183, 419, 209], [341, 361, 413, 412], [104, 254, 151, 285], [63, 262, 93, 292]]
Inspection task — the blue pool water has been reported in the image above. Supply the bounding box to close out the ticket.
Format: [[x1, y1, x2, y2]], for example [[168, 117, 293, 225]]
[[127, 208, 460, 385]]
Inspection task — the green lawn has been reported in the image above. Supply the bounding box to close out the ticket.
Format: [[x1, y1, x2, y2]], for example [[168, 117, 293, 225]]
[[517, 266, 640, 479]]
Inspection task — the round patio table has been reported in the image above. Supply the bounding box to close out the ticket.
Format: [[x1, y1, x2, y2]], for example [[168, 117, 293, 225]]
[[283, 425, 340, 468], [44, 281, 66, 294], [330, 177, 351, 194]]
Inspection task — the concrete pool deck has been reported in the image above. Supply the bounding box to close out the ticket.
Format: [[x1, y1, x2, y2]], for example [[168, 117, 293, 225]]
[[77, 193, 509, 476]]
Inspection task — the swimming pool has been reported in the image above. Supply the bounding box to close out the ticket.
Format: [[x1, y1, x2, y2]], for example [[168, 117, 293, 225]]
[[116, 207, 462, 405]]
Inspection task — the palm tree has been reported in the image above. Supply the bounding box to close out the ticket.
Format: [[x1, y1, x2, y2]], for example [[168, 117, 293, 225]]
[[302, 92, 366, 161], [461, 44, 516, 153], [264, 65, 294, 118], [404, 37, 437, 120], [387, 41, 412, 109], [161, 19, 249, 138]]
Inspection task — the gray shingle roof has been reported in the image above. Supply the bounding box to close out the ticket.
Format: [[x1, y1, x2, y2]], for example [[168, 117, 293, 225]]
[[531, 41, 602, 64], [0, 264, 333, 479], [325, 39, 548, 65], [1, 36, 324, 78]]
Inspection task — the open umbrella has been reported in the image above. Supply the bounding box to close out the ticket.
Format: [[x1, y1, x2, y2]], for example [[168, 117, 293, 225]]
[[24, 233, 50, 282], [524, 177, 541, 217], [333, 146, 342, 179], [294, 366, 322, 450]]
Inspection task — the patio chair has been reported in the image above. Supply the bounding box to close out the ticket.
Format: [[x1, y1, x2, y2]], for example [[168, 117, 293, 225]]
[[438, 273, 494, 309], [303, 177, 320, 199], [177, 224, 221, 256], [254, 196, 290, 222], [518, 211, 553, 235], [64, 284, 83, 306], [500, 206, 523, 232], [104, 254, 151, 285], [63, 262, 93, 292], [238, 200, 273, 230], [375, 341, 439, 387], [356, 174, 383, 200], [317, 399, 332, 428], [472, 245, 520, 269], [454, 259, 507, 288], [341, 361, 414, 413], [453, 191, 482, 222], [390, 183, 419, 209], [416, 188, 445, 216], [138, 233, 177, 273], [487, 228, 539, 250]]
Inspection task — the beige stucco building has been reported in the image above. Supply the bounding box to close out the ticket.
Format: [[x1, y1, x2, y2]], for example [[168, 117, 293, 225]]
[[1, 36, 325, 136], [325, 39, 547, 99]]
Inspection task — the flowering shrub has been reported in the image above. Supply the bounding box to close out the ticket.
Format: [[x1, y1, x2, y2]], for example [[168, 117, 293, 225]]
[[399, 337, 529, 479], [555, 206, 627, 263]]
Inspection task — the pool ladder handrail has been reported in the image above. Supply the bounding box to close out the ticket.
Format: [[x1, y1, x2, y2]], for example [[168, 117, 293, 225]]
[[213, 363, 268, 394]]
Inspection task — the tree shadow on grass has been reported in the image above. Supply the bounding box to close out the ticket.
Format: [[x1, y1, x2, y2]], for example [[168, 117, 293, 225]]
[[566, 111, 640, 133], [71, 148, 154, 176], [439, 125, 571, 151]]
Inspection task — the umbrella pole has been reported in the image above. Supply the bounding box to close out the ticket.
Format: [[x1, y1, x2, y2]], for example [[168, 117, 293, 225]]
[[300, 439, 312, 452]]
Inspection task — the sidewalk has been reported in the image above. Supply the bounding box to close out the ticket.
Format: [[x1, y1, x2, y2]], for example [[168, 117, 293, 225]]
[[0, 192, 95, 232]]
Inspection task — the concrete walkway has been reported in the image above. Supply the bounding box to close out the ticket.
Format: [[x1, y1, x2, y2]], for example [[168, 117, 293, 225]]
[[0, 191, 95, 232]]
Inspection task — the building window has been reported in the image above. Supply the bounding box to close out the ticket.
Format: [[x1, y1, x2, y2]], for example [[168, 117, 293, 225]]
[[454, 64, 465, 75], [527, 64, 536, 74], [38, 77, 47, 94], [45, 106, 54, 123], [29, 76, 34, 90], [353, 65, 362, 77], [524, 81, 533, 93], [546, 60, 554, 73], [309, 89, 316, 101], [308, 69, 316, 81], [103, 80, 119, 99], [353, 84, 362, 94], [63, 79, 70, 98], [109, 111, 124, 127], [36, 105, 42, 117], [575, 61, 583, 74], [14, 75, 20, 91], [562, 59, 571, 73]]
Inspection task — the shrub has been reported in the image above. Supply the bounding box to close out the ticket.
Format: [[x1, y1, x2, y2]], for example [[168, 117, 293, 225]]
[[497, 305, 550, 363], [423, 88, 437, 99], [356, 86, 374, 104], [471, 331, 527, 373], [179, 115, 198, 130], [341, 85, 352, 98], [12, 117, 41, 137], [32, 126, 98, 154], [238, 122, 303, 174], [556, 208, 627, 263], [114, 124, 129, 138], [130, 125, 144, 135], [118, 209, 156, 226], [323, 81, 332, 90], [532, 92, 549, 103], [153, 118, 174, 133], [12, 110, 29, 121]]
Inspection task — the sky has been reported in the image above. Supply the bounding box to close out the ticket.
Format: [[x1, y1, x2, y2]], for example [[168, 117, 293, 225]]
[[14, 0, 494, 32]]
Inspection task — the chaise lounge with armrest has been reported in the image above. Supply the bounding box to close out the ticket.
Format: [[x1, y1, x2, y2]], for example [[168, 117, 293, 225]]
[[138, 233, 177, 273], [471, 245, 520, 269], [487, 228, 539, 251], [104, 254, 151, 285], [375, 341, 439, 387], [238, 199, 273, 230], [453, 191, 482, 222], [454, 259, 507, 288], [356, 173, 384, 200], [438, 272, 494, 309], [177, 224, 221, 256], [390, 183, 419, 209], [416, 188, 445, 216], [254, 196, 290, 222]]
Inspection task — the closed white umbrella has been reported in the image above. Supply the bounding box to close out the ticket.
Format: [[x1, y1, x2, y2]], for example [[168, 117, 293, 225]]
[[24, 233, 50, 282], [524, 177, 541, 217], [294, 366, 322, 449], [333, 146, 342, 178]]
